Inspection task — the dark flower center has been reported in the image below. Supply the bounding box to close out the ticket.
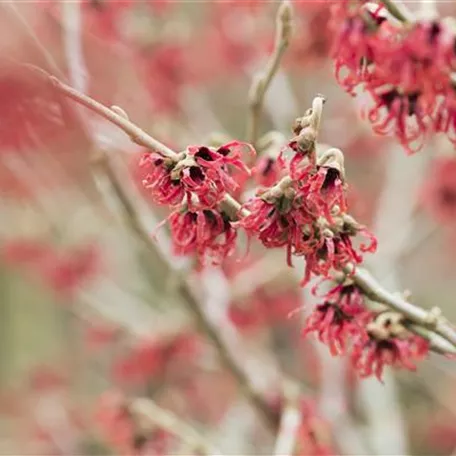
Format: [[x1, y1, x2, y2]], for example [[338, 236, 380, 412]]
[[195, 147, 214, 161], [407, 92, 420, 116], [321, 167, 340, 190], [375, 339, 397, 353], [263, 157, 275, 176], [317, 302, 350, 324], [340, 284, 356, 297], [217, 146, 231, 156], [380, 89, 400, 110], [133, 434, 148, 450], [189, 166, 205, 183], [428, 21, 441, 44]]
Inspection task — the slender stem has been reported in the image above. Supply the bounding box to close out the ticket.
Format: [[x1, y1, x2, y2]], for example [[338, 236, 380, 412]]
[[96, 156, 278, 432], [247, 0, 293, 148], [29, 65, 177, 160], [274, 381, 302, 456], [131, 398, 222, 456], [380, 0, 414, 23], [25, 63, 278, 432], [179, 282, 279, 431], [61, 0, 87, 93]]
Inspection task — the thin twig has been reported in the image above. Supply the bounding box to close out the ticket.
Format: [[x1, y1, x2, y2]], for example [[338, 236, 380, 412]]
[[179, 281, 279, 431], [274, 380, 302, 456], [61, 0, 87, 93], [26, 65, 278, 431], [380, 0, 414, 23], [29, 65, 177, 160], [131, 398, 222, 456], [30, 66, 245, 219], [96, 155, 279, 432], [247, 0, 293, 148], [4, 2, 66, 79]]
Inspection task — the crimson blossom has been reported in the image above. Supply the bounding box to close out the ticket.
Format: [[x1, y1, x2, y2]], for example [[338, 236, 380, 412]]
[[140, 141, 253, 210], [167, 207, 237, 265], [350, 313, 429, 381], [330, 0, 456, 152], [300, 278, 429, 380], [238, 144, 376, 284], [303, 281, 370, 356]]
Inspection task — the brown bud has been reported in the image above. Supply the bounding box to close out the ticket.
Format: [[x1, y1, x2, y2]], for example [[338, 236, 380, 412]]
[[292, 127, 317, 155], [317, 148, 346, 182]]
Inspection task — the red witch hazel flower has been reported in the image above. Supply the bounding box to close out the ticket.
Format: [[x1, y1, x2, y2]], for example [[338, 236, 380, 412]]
[[239, 142, 376, 284], [167, 207, 237, 265], [238, 179, 375, 285], [294, 148, 348, 222], [140, 141, 254, 209], [330, 0, 456, 151], [140, 152, 184, 206], [330, 1, 388, 94], [364, 84, 430, 154], [239, 183, 296, 252], [351, 311, 429, 381], [252, 155, 284, 188], [179, 141, 254, 208], [303, 279, 370, 356]]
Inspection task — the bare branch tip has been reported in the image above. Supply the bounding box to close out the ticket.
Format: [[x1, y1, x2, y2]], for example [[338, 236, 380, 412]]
[[278, 0, 293, 23]]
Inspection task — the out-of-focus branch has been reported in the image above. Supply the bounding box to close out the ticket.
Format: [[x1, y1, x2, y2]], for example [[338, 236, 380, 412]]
[[4, 3, 66, 78], [179, 281, 279, 431], [247, 0, 293, 147], [61, 0, 87, 93], [94, 155, 278, 432], [131, 398, 222, 456], [274, 380, 301, 456], [27, 66, 277, 431]]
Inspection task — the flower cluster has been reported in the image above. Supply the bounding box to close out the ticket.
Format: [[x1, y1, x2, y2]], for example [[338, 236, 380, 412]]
[[140, 141, 253, 264], [330, 0, 456, 152], [302, 280, 429, 380], [140, 141, 253, 209], [238, 141, 376, 284], [303, 280, 370, 356], [138, 97, 377, 280], [167, 208, 237, 264]]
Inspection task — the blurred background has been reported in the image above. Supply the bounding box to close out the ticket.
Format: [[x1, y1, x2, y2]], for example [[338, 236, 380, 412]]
[[1, 0, 456, 454]]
